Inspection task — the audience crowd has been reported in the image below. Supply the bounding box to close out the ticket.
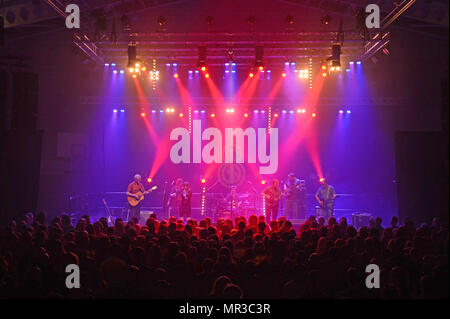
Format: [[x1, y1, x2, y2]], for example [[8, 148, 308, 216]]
[[0, 212, 448, 299]]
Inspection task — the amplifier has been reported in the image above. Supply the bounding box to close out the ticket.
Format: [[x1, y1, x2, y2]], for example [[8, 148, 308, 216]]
[[140, 211, 154, 225]]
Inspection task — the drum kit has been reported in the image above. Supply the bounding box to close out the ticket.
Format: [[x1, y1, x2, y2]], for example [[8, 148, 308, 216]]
[[209, 192, 258, 220]]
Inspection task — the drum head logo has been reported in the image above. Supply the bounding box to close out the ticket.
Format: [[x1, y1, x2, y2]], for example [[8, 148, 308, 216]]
[[218, 164, 246, 187]]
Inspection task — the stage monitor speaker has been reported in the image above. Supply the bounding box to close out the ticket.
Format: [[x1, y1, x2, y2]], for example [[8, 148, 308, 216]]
[[140, 211, 154, 225], [352, 212, 372, 229], [395, 131, 448, 224], [12, 72, 39, 131]]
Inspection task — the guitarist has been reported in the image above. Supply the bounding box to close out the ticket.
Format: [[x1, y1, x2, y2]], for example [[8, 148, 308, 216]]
[[315, 178, 336, 221], [126, 174, 146, 223], [262, 179, 282, 223]]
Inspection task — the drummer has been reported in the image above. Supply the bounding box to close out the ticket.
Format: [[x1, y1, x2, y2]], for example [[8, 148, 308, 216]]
[[226, 185, 239, 211]]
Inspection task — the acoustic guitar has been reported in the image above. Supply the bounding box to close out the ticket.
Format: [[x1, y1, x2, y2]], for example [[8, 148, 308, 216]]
[[127, 186, 157, 207]]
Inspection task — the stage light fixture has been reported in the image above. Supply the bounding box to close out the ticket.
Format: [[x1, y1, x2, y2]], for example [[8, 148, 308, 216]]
[[174, 73, 179, 78], [201, 178, 206, 184], [211, 113, 215, 118], [111, 63, 116, 67], [244, 113, 248, 118], [346, 110, 351, 114], [113, 109, 118, 113], [127, 43, 138, 68], [120, 70, 124, 74], [282, 110, 287, 114], [120, 109, 125, 113], [282, 73, 286, 77], [249, 73, 254, 78], [321, 15, 331, 25], [339, 110, 344, 114], [179, 113, 184, 117], [322, 72, 327, 77], [158, 16, 167, 26], [356, 61, 362, 65], [285, 15, 294, 25], [105, 63, 109, 67], [113, 70, 118, 74], [205, 73, 210, 78], [274, 113, 279, 118], [132, 74, 137, 78], [141, 112, 146, 117], [261, 180, 266, 185], [312, 112, 317, 117], [198, 46, 207, 70], [147, 178, 152, 183], [254, 46, 264, 69]]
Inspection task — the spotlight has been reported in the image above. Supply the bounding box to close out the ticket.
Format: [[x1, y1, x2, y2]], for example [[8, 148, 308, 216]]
[[111, 63, 116, 67], [211, 113, 215, 118], [346, 110, 351, 114], [120, 109, 125, 113], [132, 74, 137, 78], [205, 73, 210, 78], [129, 68, 134, 73], [312, 112, 317, 117], [147, 177, 152, 183], [113, 70, 118, 74], [120, 70, 124, 74], [105, 63, 109, 67], [141, 67, 146, 71], [113, 109, 118, 113], [322, 72, 327, 77], [174, 73, 179, 78], [201, 178, 206, 184], [249, 73, 254, 78], [339, 110, 344, 114], [141, 112, 146, 117], [274, 113, 279, 117], [282, 73, 286, 77], [261, 180, 266, 185], [179, 113, 184, 117], [356, 61, 362, 65], [244, 113, 248, 117], [201, 66, 206, 72]]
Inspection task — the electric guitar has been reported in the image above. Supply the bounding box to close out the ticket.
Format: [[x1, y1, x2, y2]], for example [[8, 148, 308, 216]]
[[127, 186, 157, 207]]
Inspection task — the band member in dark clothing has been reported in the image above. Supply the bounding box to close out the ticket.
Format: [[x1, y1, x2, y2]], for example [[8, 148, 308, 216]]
[[315, 178, 336, 220], [298, 179, 307, 219], [168, 178, 184, 217], [283, 173, 301, 219], [126, 174, 145, 223], [262, 179, 282, 223], [180, 182, 192, 219]]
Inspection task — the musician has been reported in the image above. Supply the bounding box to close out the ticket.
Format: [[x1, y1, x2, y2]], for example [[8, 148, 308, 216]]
[[226, 185, 239, 211], [262, 179, 282, 223], [283, 173, 301, 218], [298, 179, 307, 219], [315, 178, 336, 220], [180, 182, 192, 219], [126, 174, 145, 222], [168, 178, 184, 217]]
